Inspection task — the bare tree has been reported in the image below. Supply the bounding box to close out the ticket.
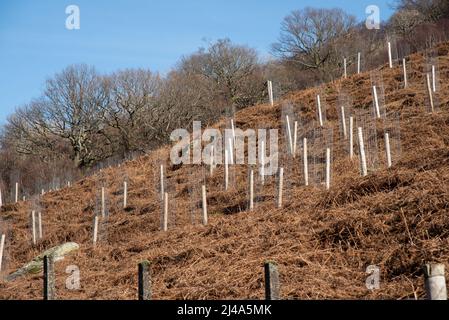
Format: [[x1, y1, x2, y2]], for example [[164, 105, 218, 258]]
[[271, 8, 356, 74], [395, 0, 449, 22]]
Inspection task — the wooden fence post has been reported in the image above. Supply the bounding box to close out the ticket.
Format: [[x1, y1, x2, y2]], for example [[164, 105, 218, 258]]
[[268, 80, 274, 106], [160, 164, 164, 200], [277, 168, 284, 208], [341, 106, 347, 139], [432, 65, 436, 93], [343, 58, 347, 79], [358, 127, 368, 177], [43, 255, 55, 300], [224, 150, 229, 191], [202, 185, 208, 225], [264, 262, 280, 300], [138, 260, 152, 300], [0, 188, 2, 207], [101, 187, 105, 218], [0, 233, 5, 272], [424, 263, 447, 300], [15, 182, 18, 203]]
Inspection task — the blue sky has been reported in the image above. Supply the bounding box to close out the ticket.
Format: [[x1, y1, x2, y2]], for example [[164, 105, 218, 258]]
[[0, 0, 394, 124]]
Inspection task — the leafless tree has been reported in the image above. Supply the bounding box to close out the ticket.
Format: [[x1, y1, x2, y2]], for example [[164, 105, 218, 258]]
[[271, 8, 356, 75]]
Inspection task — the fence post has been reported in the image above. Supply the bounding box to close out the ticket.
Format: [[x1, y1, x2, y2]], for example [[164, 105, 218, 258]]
[[303, 138, 309, 186], [285, 115, 293, 155], [15, 182, 18, 203], [358, 127, 368, 177], [43, 255, 55, 300], [210, 145, 214, 176], [160, 164, 164, 200], [264, 262, 280, 300], [138, 260, 152, 300], [123, 181, 128, 209], [432, 65, 436, 93], [0, 233, 5, 272], [424, 263, 447, 300], [202, 185, 208, 225], [0, 188, 2, 207], [341, 106, 347, 139], [277, 168, 284, 208], [260, 140, 265, 185], [343, 58, 347, 79]]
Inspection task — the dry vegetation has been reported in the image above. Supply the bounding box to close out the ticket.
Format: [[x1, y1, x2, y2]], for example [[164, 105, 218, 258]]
[[0, 42, 449, 300]]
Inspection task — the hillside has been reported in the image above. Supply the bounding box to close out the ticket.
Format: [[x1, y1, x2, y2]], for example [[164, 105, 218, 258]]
[[1, 43, 449, 300]]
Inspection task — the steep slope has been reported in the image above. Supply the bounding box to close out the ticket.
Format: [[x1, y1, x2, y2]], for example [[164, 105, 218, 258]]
[[1, 43, 449, 299]]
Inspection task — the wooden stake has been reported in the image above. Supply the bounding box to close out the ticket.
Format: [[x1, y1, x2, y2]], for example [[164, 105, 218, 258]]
[[209, 145, 214, 176], [0, 233, 5, 272], [341, 106, 347, 139], [293, 121, 298, 157], [317, 95, 323, 127], [403, 58, 408, 88], [123, 181, 128, 209], [388, 41, 393, 68], [15, 182, 18, 203], [432, 65, 436, 93], [260, 140, 265, 185], [249, 169, 254, 211], [268, 80, 274, 106], [224, 150, 229, 191], [93, 215, 99, 246], [138, 260, 152, 300], [325, 148, 331, 190], [43, 255, 55, 300], [385, 132, 392, 168], [424, 263, 447, 300], [31, 210, 36, 245], [343, 58, 347, 78], [303, 138, 309, 186], [277, 168, 284, 208], [426, 73, 435, 112], [358, 127, 368, 177], [373, 86, 381, 118], [101, 187, 105, 218], [41, 189, 45, 196], [228, 137, 234, 165], [349, 116, 354, 159], [163, 192, 168, 231], [0, 188, 2, 207], [285, 115, 293, 155], [38, 212, 42, 239], [357, 52, 361, 74], [202, 185, 208, 225], [160, 164, 164, 200], [264, 262, 280, 300]]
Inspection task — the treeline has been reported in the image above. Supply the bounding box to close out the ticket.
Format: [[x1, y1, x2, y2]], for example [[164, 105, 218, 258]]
[[1, 0, 448, 198]]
